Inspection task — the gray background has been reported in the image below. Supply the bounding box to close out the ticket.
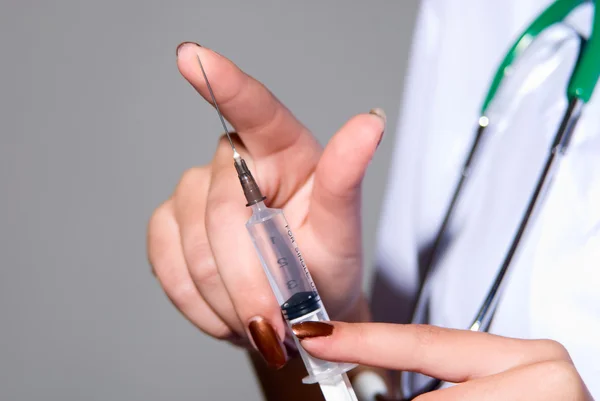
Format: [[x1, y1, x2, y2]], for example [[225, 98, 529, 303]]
[[0, 1, 418, 400]]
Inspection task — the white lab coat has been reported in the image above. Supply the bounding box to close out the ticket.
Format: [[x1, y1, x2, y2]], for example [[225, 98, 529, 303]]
[[374, 0, 600, 395]]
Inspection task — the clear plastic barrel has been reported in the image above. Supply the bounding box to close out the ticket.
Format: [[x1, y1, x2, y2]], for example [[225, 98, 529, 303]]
[[246, 202, 317, 313], [246, 201, 356, 383]]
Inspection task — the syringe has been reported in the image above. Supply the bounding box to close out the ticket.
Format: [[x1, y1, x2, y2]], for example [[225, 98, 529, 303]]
[[196, 54, 358, 401]]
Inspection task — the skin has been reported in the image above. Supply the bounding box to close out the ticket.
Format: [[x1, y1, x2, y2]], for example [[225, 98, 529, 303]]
[[298, 322, 593, 400], [146, 43, 592, 400]]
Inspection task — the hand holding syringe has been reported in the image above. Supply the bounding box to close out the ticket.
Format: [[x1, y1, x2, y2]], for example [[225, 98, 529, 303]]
[[149, 43, 385, 401], [197, 52, 359, 400]]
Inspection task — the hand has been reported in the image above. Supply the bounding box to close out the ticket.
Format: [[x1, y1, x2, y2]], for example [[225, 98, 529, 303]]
[[147, 42, 385, 369], [292, 321, 593, 400]]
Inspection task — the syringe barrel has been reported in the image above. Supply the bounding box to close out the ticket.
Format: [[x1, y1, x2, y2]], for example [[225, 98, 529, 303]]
[[246, 203, 318, 311], [246, 201, 356, 384]]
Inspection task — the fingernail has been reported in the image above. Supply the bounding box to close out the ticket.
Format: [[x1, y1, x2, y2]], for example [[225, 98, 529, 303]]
[[369, 108, 386, 124], [176, 41, 201, 56], [369, 108, 386, 147], [291, 321, 334, 339], [248, 317, 287, 369]]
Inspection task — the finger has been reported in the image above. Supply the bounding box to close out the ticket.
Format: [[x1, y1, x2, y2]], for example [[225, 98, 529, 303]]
[[308, 110, 385, 254], [205, 137, 288, 368], [292, 322, 572, 383], [418, 361, 591, 401], [176, 43, 321, 168], [147, 200, 233, 340], [173, 166, 244, 335]]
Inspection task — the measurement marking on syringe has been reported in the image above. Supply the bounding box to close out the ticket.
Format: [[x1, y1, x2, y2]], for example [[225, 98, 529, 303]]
[[285, 224, 317, 291]]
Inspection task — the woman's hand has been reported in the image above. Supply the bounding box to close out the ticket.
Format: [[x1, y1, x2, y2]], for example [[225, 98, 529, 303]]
[[147, 43, 384, 370], [293, 321, 593, 400]]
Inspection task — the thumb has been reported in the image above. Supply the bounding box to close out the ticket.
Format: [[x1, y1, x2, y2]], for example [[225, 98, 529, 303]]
[[308, 109, 386, 256]]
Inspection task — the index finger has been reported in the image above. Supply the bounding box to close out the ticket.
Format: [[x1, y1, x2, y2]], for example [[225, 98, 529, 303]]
[[293, 322, 572, 383], [176, 43, 321, 161]]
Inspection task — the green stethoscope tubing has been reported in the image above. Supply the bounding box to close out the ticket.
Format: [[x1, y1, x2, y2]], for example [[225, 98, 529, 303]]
[[482, 0, 599, 114]]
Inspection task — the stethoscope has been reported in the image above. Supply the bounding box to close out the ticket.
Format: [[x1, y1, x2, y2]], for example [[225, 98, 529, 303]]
[[399, 0, 600, 399]]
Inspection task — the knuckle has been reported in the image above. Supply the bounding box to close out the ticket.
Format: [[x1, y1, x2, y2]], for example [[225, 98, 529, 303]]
[[148, 200, 173, 234], [175, 166, 211, 197], [551, 360, 579, 382], [535, 360, 583, 397], [190, 256, 221, 288], [180, 221, 211, 261], [536, 339, 572, 362], [165, 280, 198, 312], [213, 70, 247, 110], [205, 198, 235, 228], [207, 168, 231, 192]]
